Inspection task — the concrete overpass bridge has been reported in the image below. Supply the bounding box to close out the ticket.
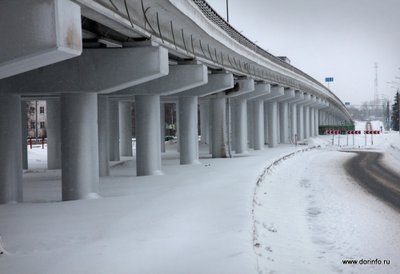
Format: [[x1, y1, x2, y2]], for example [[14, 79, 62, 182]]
[[0, 0, 352, 204]]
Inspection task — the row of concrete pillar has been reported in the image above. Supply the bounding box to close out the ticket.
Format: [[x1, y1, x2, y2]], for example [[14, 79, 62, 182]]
[[1, 82, 340, 204]]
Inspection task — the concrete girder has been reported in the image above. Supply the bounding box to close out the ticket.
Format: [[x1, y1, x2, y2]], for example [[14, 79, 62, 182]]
[[0, 47, 169, 94], [114, 64, 208, 96], [227, 79, 255, 98], [0, 0, 82, 79], [174, 72, 234, 97], [235, 82, 269, 101]]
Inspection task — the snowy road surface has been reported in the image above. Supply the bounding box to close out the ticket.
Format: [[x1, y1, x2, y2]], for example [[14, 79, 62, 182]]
[[0, 123, 399, 273], [345, 151, 400, 209]]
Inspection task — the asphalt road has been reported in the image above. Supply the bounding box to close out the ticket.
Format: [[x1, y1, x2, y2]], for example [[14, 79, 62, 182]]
[[344, 151, 400, 211]]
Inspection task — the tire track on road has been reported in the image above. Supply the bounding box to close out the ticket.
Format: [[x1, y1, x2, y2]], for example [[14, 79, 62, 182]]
[[344, 151, 400, 211]]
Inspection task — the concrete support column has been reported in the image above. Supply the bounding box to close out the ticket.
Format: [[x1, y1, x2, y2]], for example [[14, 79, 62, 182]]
[[310, 108, 315, 137], [211, 97, 228, 158], [290, 103, 297, 143], [109, 100, 120, 161], [268, 101, 278, 148], [304, 106, 310, 139], [279, 102, 289, 143], [179, 96, 199, 164], [21, 100, 28, 170], [160, 103, 166, 152], [0, 94, 23, 204], [297, 104, 304, 141], [247, 101, 254, 150], [119, 101, 133, 157], [253, 99, 264, 150], [61, 93, 99, 201], [46, 100, 61, 169], [234, 98, 248, 154], [135, 95, 162, 176], [264, 102, 269, 145], [315, 109, 320, 135], [200, 102, 209, 144], [98, 95, 110, 177]]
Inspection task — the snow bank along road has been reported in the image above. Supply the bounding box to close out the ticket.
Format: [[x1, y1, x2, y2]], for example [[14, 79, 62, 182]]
[[345, 151, 400, 210]]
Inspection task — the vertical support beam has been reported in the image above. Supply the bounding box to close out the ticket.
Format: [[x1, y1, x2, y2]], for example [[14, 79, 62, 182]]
[[264, 102, 269, 145], [119, 101, 133, 157], [268, 101, 278, 148], [176, 102, 180, 152], [135, 95, 162, 176], [279, 102, 289, 143], [21, 100, 28, 170], [160, 102, 166, 153], [297, 104, 304, 141], [310, 108, 315, 137], [247, 101, 254, 150], [253, 99, 264, 150], [211, 96, 228, 158], [179, 96, 199, 164], [304, 106, 310, 139], [0, 94, 23, 204], [315, 109, 320, 135], [234, 98, 248, 154], [109, 100, 120, 161], [61, 93, 99, 201], [290, 103, 297, 143], [200, 102, 209, 144], [98, 95, 110, 177], [46, 99, 61, 169]]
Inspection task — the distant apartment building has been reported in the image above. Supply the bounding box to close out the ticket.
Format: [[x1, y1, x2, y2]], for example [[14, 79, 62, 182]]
[[25, 100, 47, 138]]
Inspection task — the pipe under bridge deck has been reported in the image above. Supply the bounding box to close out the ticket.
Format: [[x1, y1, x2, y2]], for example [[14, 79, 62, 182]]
[[0, 0, 352, 203]]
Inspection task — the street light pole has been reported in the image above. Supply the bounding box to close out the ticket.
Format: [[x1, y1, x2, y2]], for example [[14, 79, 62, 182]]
[[226, 0, 229, 22]]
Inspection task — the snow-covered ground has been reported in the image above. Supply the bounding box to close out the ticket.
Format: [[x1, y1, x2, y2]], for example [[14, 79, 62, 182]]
[[0, 121, 399, 274]]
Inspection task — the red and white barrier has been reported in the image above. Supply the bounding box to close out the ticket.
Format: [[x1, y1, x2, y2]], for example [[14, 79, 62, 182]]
[[325, 130, 341, 135], [346, 130, 362, 135], [364, 130, 380, 135]]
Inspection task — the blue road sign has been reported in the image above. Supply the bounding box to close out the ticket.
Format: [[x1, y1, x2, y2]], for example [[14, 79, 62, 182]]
[[325, 77, 334, 82]]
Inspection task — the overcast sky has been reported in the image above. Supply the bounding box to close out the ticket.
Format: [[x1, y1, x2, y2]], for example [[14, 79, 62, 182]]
[[206, 0, 400, 105]]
